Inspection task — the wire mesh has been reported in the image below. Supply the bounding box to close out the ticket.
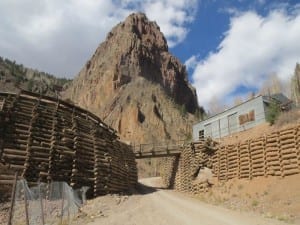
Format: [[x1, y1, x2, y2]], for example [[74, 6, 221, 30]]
[[11, 179, 88, 225]]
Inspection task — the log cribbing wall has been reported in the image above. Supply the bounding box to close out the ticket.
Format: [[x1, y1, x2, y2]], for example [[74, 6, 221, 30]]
[[162, 125, 300, 194], [161, 140, 215, 194], [160, 156, 179, 188], [0, 91, 137, 197], [213, 125, 300, 180]]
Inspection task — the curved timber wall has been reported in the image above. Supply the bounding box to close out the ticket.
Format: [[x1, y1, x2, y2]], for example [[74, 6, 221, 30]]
[[0, 91, 137, 197]]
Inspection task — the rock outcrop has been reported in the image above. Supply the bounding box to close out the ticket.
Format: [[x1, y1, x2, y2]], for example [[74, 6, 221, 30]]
[[63, 13, 203, 144]]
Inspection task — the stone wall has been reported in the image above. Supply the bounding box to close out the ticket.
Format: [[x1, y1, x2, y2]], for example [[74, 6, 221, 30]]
[[0, 91, 137, 198]]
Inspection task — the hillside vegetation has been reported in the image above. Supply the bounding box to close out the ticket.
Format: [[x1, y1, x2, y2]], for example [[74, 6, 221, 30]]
[[0, 56, 71, 96]]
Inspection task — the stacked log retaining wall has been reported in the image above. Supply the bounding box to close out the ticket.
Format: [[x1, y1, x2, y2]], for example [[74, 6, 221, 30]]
[[162, 125, 300, 194], [0, 91, 137, 198], [212, 125, 300, 180]]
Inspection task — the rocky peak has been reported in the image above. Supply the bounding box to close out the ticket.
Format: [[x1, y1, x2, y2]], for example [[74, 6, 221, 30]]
[[80, 13, 198, 113], [63, 13, 203, 143], [115, 13, 168, 51]]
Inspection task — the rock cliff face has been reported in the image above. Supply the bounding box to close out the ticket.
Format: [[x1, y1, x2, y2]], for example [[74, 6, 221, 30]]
[[63, 13, 203, 144]]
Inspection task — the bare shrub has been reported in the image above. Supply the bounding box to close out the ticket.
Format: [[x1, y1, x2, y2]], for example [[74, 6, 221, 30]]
[[275, 109, 300, 127]]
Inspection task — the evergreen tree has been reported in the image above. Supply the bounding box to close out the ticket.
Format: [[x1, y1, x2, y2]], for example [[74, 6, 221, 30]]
[[266, 100, 281, 125]]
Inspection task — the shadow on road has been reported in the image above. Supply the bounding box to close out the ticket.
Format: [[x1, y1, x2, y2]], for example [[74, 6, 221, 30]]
[[135, 181, 169, 195], [135, 182, 158, 195]]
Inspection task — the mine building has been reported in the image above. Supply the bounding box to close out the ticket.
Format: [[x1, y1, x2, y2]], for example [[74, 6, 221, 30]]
[[192, 93, 292, 140]]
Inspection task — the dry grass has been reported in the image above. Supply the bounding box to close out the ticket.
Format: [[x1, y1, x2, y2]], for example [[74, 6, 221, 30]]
[[196, 174, 300, 224], [275, 109, 300, 128], [219, 108, 300, 145]]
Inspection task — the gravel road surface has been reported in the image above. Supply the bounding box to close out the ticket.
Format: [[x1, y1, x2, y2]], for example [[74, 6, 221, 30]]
[[87, 177, 290, 225]]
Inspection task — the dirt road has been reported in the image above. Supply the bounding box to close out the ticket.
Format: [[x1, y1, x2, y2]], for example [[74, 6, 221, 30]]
[[84, 177, 290, 225]]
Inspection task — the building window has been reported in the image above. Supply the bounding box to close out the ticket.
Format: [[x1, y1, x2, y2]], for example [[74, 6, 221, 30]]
[[239, 110, 255, 125], [199, 130, 204, 139]]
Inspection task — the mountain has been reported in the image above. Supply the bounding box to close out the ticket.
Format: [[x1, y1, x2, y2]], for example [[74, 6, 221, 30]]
[[0, 57, 71, 96], [63, 13, 204, 144]]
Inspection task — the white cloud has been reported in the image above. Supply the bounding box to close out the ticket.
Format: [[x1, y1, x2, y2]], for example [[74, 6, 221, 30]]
[[143, 0, 198, 47], [185, 55, 199, 71], [0, 0, 198, 77], [191, 8, 300, 109]]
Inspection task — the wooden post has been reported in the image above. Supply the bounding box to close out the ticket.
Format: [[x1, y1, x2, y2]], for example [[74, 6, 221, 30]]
[[60, 184, 65, 225], [263, 135, 267, 177], [38, 182, 45, 225], [248, 140, 252, 180], [23, 180, 30, 225], [7, 172, 18, 225]]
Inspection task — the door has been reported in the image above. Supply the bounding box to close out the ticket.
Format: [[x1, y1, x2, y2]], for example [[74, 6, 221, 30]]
[[204, 123, 212, 137], [228, 112, 238, 135]]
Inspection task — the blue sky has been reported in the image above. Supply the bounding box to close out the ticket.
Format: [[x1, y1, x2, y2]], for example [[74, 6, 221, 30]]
[[0, 0, 299, 110], [173, 0, 299, 68]]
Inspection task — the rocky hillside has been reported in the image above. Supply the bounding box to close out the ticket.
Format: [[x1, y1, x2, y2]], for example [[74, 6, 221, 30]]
[[0, 57, 71, 96], [63, 13, 204, 144]]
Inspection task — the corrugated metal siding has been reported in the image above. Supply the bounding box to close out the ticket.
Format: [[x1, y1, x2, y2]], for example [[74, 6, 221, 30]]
[[212, 120, 220, 138], [204, 123, 212, 137], [228, 112, 238, 135], [220, 117, 228, 138], [192, 96, 267, 141]]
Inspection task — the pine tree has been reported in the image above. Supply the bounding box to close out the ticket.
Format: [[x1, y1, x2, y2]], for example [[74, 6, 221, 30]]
[[266, 100, 281, 125]]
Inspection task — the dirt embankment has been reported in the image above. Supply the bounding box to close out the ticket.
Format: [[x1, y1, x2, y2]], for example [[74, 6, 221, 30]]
[[197, 174, 300, 224]]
